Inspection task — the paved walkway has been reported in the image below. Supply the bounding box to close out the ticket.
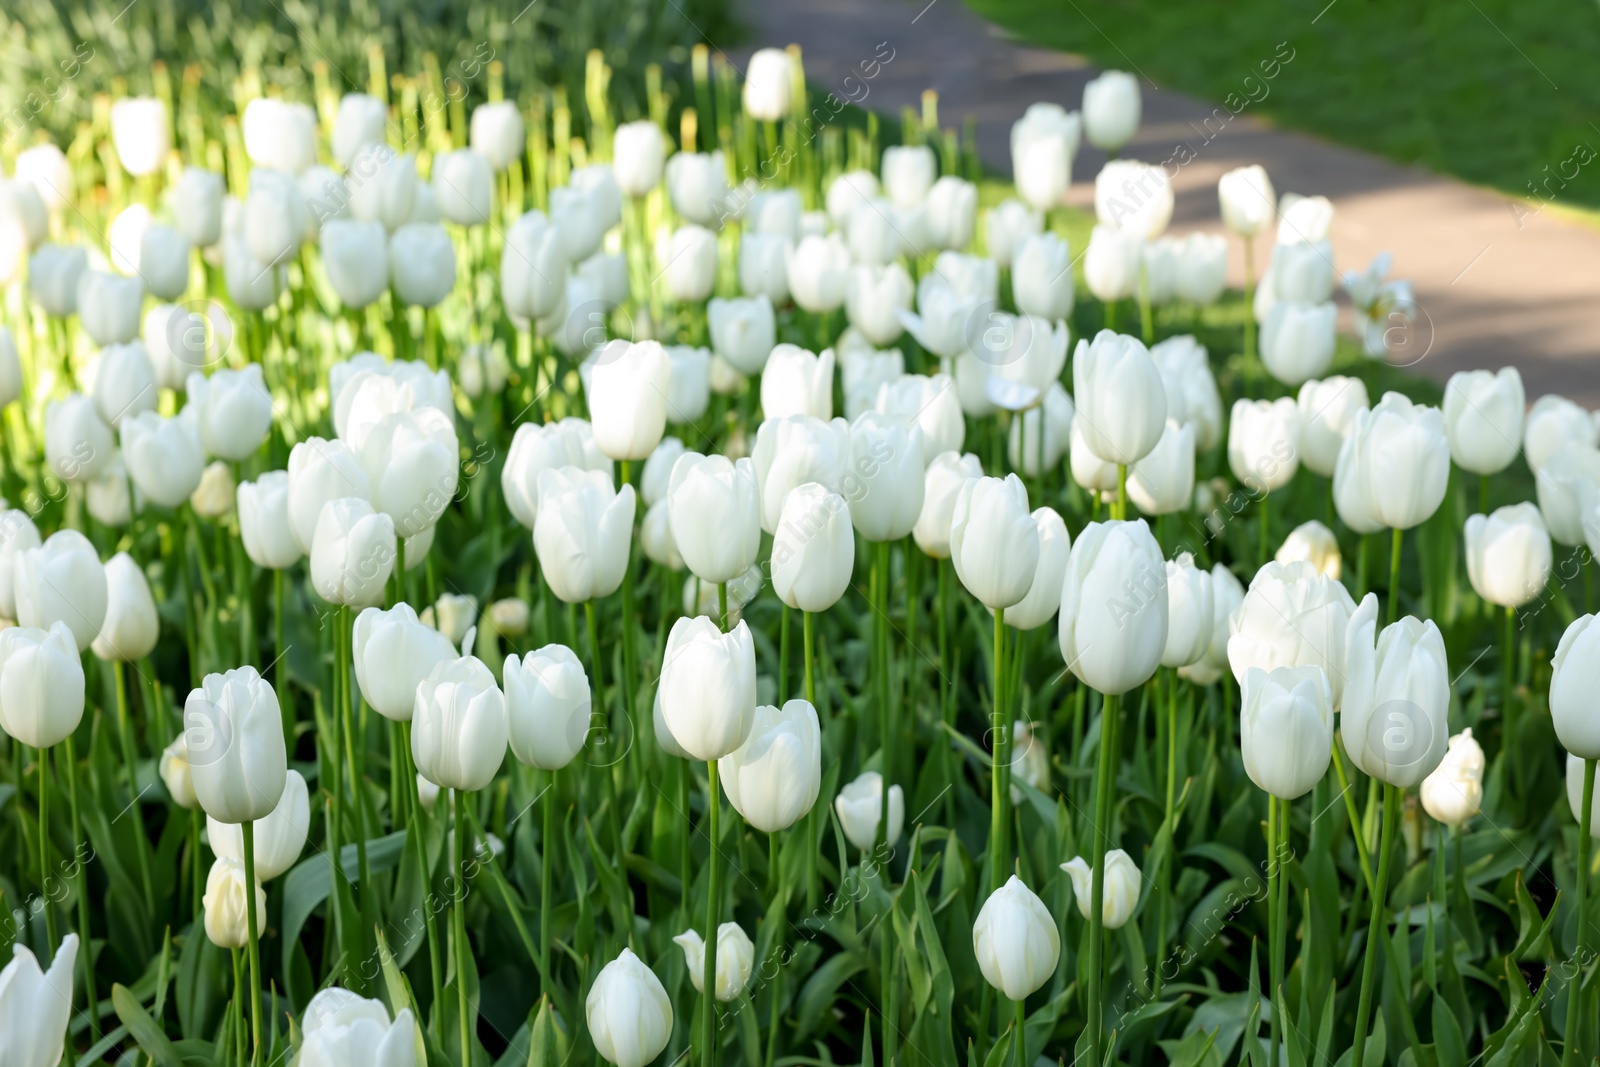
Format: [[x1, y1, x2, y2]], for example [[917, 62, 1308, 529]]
[[727, 0, 1600, 405]]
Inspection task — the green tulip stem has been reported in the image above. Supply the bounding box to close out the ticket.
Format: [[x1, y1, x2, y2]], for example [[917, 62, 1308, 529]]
[[1087, 690, 1119, 1061], [408, 724, 444, 1022], [1356, 534, 1370, 601], [877, 539, 894, 859], [231, 945, 246, 1066], [1502, 606, 1516, 737], [585, 599, 624, 864], [339, 605, 373, 943], [718, 582, 729, 632], [1265, 795, 1282, 1067], [702, 758, 722, 1067], [1014, 997, 1026, 1067], [1242, 236, 1257, 377], [802, 610, 816, 708], [452, 787, 471, 1067], [1259, 492, 1271, 568], [1115, 465, 1128, 522], [36, 745, 57, 948], [1386, 527, 1403, 626], [1104, 298, 1119, 335], [113, 658, 155, 909], [1351, 783, 1401, 1067], [540, 767, 556, 993], [63, 734, 97, 1045], [1564, 758, 1596, 1067], [1330, 742, 1376, 893], [619, 460, 636, 750], [1154, 671, 1179, 997], [936, 559, 954, 824], [989, 605, 1009, 892], [241, 819, 262, 1063], [274, 569, 292, 748], [1138, 260, 1154, 345], [191, 808, 204, 921], [778, 602, 790, 704]]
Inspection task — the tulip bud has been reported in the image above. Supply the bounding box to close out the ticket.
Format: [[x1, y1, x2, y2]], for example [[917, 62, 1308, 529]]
[[189, 365, 274, 462], [1279, 195, 1334, 243], [1552, 614, 1600, 759], [0, 932, 79, 1067], [224, 233, 281, 310], [1228, 397, 1301, 493], [300, 993, 417, 1067], [743, 47, 794, 119], [1172, 232, 1226, 305], [1063, 849, 1141, 928], [1127, 419, 1195, 516], [208, 768, 310, 881], [1069, 419, 1120, 495], [846, 412, 925, 543], [110, 96, 170, 177], [587, 948, 673, 1067], [243, 98, 316, 173], [658, 615, 756, 761], [1004, 508, 1070, 631], [1094, 160, 1172, 241], [1082, 225, 1141, 303], [1083, 70, 1140, 152], [1464, 504, 1551, 610], [185, 665, 287, 823], [1073, 329, 1166, 467], [660, 224, 718, 303], [924, 175, 977, 250], [412, 654, 507, 791], [972, 876, 1060, 1000], [590, 340, 671, 461], [737, 230, 790, 304], [77, 269, 143, 345], [881, 145, 936, 209], [502, 643, 590, 769], [501, 422, 592, 530], [771, 483, 854, 613], [1341, 594, 1450, 787], [1228, 560, 1357, 706], [14, 530, 107, 652], [665, 151, 729, 227], [835, 771, 904, 852], [351, 602, 457, 723], [431, 149, 492, 226], [236, 472, 301, 572], [92, 342, 158, 429], [718, 698, 822, 832], [1060, 520, 1167, 695], [1524, 394, 1596, 473], [533, 467, 636, 603], [0, 621, 85, 747], [1240, 665, 1334, 800], [612, 121, 666, 197], [839, 338, 906, 419], [1294, 376, 1368, 478], [981, 199, 1039, 268], [756, 344, 831, 422], [203, 857, 266, 948], [0, 510, 41, 619], [172, 167, 226, 247], [161, 735, 198, 808], [668, 453, 761, 585], [950, 475, 1040, 611], [1180, 563, 1244, 687], [1161, 553, 1215, 669], [1334, 393, 1450, 531], [310, 497, 396, 608], [30, 242, 88, 316], [1011, 232, 1074, 320], [460, 100, 523, 172], [244, 169, 307, 266], [1010, 103, 1078, 210], [389, 223, 455, 307], [669, 922, 755, 1006], [1259, 301, 1336, 386], [642, 438, 686, 507], [836, 262, 910, 348], [0, 328, 19, 410], [1218, 165, 1275, 236], [1442, 367, 1524, 476], [1419, 729, 1484, 828], [320, 219, 389, 309], [1567, 753, 1600, 834], [287, 437, 372, 551], [331, 93, 388, 166], [708, 295, 776, 376], [786, 234, 851, 314], [121, 410, 204, 509], [1275, 520, 1342, 580], [912, 452, 983, 559], [1536, 443, 1600, 548], [16, 143, 72, 212], [359, 406, 459, 538], [91, 552, 159, 663]]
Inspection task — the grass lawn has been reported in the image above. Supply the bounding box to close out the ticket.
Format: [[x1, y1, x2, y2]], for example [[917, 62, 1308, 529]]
[[963, 0, 1600, 210]]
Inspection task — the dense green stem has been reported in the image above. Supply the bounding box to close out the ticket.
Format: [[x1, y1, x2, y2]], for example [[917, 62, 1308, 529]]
[[113, 659, 155, 909], [1242, 237, 1256, 376], [702, 759, 722, 1067], [242, 820, 262, 1063], [540, 768, 556, 992], [803, 611, 816, 707], [1087, 692, 1119, 1060], [1351, 784, 1400, 1067], [1564, 759, 1595, 1067], [452, 788, 472, 1067], [1387, 527, 1403, 626], [989, 605, 1008, 891], [1503, 605, 1516, 736], [37, 745, 56, 946]]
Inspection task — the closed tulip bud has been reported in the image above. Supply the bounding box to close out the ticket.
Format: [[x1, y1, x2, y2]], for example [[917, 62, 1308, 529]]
[[640, 500, 683, 569], [836, 771, 904, 852], [1259, 300, 1336, 386], [1010, 103, 1078, 211], [668, 453, 760, 584], [924, 176, 977, 249], [30, 242, 88, 316], [93, 342, 158, 428], [771, 483, 854, 612], [504, 644, 592, 770], [984, 199, 1042, 267], [587, 948, 673, 1067], [1082, 224, 1141, 303], [532, 467, 635, 603], [1179, 563, 1244, 686], [237, 472, 302, 570], [1060, 520, 1167, 695], [77, 269, 143, 345], [208, 768, 309, 881], [0, 622, 84, 747], [331, 94, 388, 167], [655, 611, 758, 759], [1229, 397, 1301, 493], [1070, 419, 1120, 494], [300, 997, 417, 1067], [389, 223, 455, 307], [203, 857, 266, 948], [913, 451, 983, 559], [1240, 665, 1334, 800], [0, 181, 44, 279], [949, 475, 1040, 610], [412, 655, 507, 791], [590, 339, 670, 460], [1294, 376, 1368, 478], [1218, 165, 1275, 236], [244, 169, 307, 266], [1162, 553, 1215, 668], [736, 231, 788, 305], [1094, 161, 1171, 243], [14, 530, 107, 651], [1420, 729, 1484, 828], [753, 416, 850, 538], [786, 234, 851, 314], [431, 148, 492, 226], [501, 421, 596, 530], [303, 166, 351, 232], [91, 552, 158, 662], [496, 213, 566, 324], [16, 143, 72, 213], [642, 438, 687, 507], [756, 344, 831, 421], [1063, 849, 1141, 928], [1442, 367, 1524, 476], [361, 406, 459, 538], [613, 121, 666, 197], [464, 100, 522, 171], [664, 151, 728, 227], [1536, 443, 1600, 548], [161, 735, 198, 808], [224, 233, 280, 310], [1127, 419, 1195, 517], [743, 47, 794, 119], [1340, 595, 1450, 787], [938, 248, 999, 302], [658, 224, 716, 302], [142, 303, 207, 390], [430, 594, 477, 648], [1229, 560, 1357, 708], [311, 497, 395, 608], [881, 145, 936, 209], [287, 437, 372, 551], [1173, 232, 1227, 304], [171, 167, 226, 247], [0, 328, 18, 409], [839, 340, 906, 419], [1335, 392, 1450, 530], [121, 410, 204, 508], [972, 876, 1060, 1000], [1567, 753, 1600, 834], [190, 365, 273, 461], [1011, 232, 1075, 320], [1083, 70, 1140, 151], [1073, 329, 1166, 468], [1465, 504, 1551, 609], [844, 412, 925, 542], [352, 602, 457, 722], [184, 665, 287, 823], [0, 510, 41, 619], [1002, 507, 1070, 630], [1278, 194, 1334, 244], [1275, 519, 1342, 580], [242, 98, 316, 173], [1552, 614, 1600, 759], [840, 262, 910, 347], [1268, 240, 1334, 305], [0, 933, 79, 1067], [489, 598, 529, 638], [320, 219, 389, 308], [1524, 394, 1596, 473], [707, 295, 775, 376], [877, 373, 963, 466], [720, 698, 821, 832], [110, 96, 169, 176], [1148, 335, 1220, 452]]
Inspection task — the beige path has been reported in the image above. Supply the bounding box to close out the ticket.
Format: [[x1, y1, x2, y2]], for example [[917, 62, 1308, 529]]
[[723, 0, 1600, 405]]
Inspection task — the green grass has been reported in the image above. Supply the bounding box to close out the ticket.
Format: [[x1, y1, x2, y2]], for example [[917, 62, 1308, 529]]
[[964, 0, 1600, 209]]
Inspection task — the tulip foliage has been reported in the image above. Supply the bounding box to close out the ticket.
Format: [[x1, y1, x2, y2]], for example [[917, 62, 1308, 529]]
[[0, 17, 1597, 1067]]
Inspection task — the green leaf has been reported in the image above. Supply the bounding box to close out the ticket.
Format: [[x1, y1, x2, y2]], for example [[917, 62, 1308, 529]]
[[112, 983, 184, 1067]]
